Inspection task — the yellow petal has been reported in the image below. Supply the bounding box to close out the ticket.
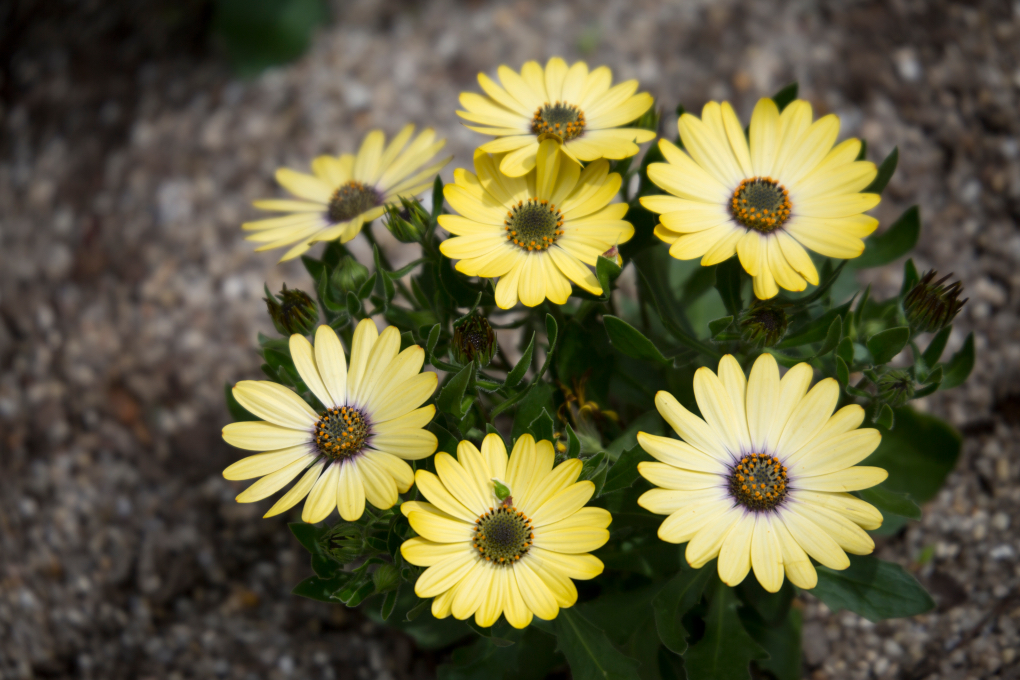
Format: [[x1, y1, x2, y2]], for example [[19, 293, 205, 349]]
[[475, 566, 507, 628], [794, 503, 875, 555], [653, 391, 729, 461], [415, 551, 476, 598], [401, 536, 466, 567], [764, 363, 815, 455], [275, 168, 332, 203], [236, 455, 318, 503], [717, 512, 755, 586], [528, 547, 604, 580], [362, 449, 414, 493], [481, 433, 509, 481], [408, 509, 473, 544], [693, 365, 744, 458], [685, 506, 741, 568], [355, 455, 399, 510], [636, 432, 728, 474], [749, 98, 780, 177], [232, 381, 317, 430], [370, 372, 437, 423], [656, 499, 733, 544], [773, 515, 817, 588], [451, 561, 491, 620], [223, 445, 314, 481], [336, 459, 366, 521], [514, 560, 559, 620], [290, 333, 333, 409], [414, 470, 476, 522], [750, 514, 785, 593], [502, 567, 533, 629], [301, 460, 340, 523], [222, 421, 310, 452], [436, 452, 489, 514], [778, 506, 850, 570], [794, 466, 888, 492], [774, 378, 840, 459], [263, 460, 324, 517], [637, 463, 720, 491], [534, 526, 609, 554], [638, 487, 726, 516], [346, 318, 379, 406]]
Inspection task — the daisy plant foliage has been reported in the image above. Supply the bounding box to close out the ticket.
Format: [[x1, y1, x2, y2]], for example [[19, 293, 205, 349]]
[[222, 68, 973, 680]]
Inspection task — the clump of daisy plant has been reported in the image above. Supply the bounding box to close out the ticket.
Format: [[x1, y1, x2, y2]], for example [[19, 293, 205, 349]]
[[222, 73, 974, 679]]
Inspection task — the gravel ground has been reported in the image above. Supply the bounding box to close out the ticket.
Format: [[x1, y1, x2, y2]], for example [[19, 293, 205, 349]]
[[1, 0, 1018, 678]]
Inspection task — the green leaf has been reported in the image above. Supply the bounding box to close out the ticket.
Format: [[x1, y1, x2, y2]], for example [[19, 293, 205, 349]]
[[652, 566, 713, 654], [346, 290, 362, 317], [565, 423, 581, 458], [425, 323, 441, 356], [602, 445, 653, 494], [708, 316, 733, 339], [288, 522, 329, 556], [381, 588, 399, 621], [858, 484, 922, 521], [405, 598, 430, 622], [714, 257, 743, 317], [771, 82, 798, 111], [225, 383, 259, 421], [875, 403, 895, 429], [604, 315, 669, 364], [301, 255, 327, 285], [900, 257, 920, 297], [739, 606, 802, 680], [596, 255, 623, 299], [836, 356, 850, 385], [431, 176, 445, 219], [373, 245, 396, 302], [784, 260, 847, 308], [685, 580, 768, 680], [921, 326, 952, 366], [550, 608, 641, 680], [428, 421, 460, 455], [437, 363, 474, 418], [580, 451, 607, 482], [856, 139, 868, 161], [506, 332, 536, 388], [509, 382, 556, 441], [940, 332, 974, 389], [862, 146, 899, 195], [816, 316, 843, 357], [778, 301, 852, 349], [863, 406, 960, 503], [527, 408, 556, 442], [291, 574, 348, 603], [867, 327, 910, 364], [852, 206, 920, 269], [836, 336, 854, 365], [813, 555, 934, 622]]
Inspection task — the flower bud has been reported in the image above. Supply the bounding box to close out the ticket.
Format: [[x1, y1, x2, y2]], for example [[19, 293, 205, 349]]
[[903, 270, 967, 334], [265, 284, 318, 336], [452, 313, 497, 366], [331, 256, 370, 294], [371, 563, 401, 593], [384, 204, 423, 243], [600, 246, 623, 267], [877, 369, 915, 408], [739, 300, 789, 348]]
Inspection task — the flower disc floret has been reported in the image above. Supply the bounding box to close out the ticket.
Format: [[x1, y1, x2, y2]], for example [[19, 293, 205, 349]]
[[728, 453, 788, 511], [314, 406, 370, 459], [532, 102, 586, 142], [730, 177, 791, 233], [472, 503, 534, 563], [505, 198, 564, 251], [328, 181, 381, 223]]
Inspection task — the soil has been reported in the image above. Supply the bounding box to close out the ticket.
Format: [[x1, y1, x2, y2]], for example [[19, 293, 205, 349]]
[[1, 0, 1018, 678]]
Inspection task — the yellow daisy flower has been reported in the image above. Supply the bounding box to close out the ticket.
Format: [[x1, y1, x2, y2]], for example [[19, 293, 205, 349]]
[[400, 434, 610, 628], [637, 353, 887, 592], [243, 125, 450, 261], [222, 320, 439, 522], [438, 140, 634, 309], [459, 57, 656, 177], [641, 99, 881, 299]]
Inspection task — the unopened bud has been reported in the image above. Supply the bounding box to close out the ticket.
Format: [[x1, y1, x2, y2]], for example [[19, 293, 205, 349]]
[[371, 563, 401, 593], [903, 270, 967, 334], [876, 369, 915, 408], [739, 300, 789, 348], [600, 246, 623, 267], [452, 313, 497, 366], [491, 478, 511, 501], [265, 284, 318, 336], [383, 204, 423, 243], [331, 256, 370, 293]]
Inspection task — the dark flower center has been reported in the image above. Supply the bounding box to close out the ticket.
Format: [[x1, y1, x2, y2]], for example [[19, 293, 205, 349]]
[[728, 453, 788, 511], [472, 503, 534, 564], [531, 102, 586, 142], [314, 406, 370, 459], [504, 198, 564, 251], [328, 181, 381, 223], [730, 177, 791, 233]]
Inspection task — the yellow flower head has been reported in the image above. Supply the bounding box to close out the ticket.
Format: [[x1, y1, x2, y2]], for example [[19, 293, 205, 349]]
[[244, 125, 451, 261], [400, 433, 610, 629], [641, 99, 881, 299], [439, 140, 634, 309], [222, 320, 439, 522], [637, 353, 887, 592], [459, 57, 656, 177]]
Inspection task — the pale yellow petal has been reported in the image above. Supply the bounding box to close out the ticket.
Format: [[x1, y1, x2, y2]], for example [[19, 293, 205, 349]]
[[223, 445, 314, 481], [302, 460, 341, 523], [232, 381, 317, 430], [336, 459, 367, 521], [222, 421, 310, 452], [262, 459, 324, 517]]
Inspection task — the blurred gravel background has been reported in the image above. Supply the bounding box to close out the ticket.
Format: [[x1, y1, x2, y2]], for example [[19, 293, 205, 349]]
[[1, 0, 1018, 678]]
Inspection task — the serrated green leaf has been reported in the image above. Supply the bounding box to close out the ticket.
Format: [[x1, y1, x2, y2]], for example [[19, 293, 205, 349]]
[[653, 566, 713, 655], [867, 327, 910, 364], [852, 206, 920, 269], [940, 332, 973, 389], [565, 423, 581, 459], [813, 555, 934, 622], [708, 316, 733, 339], [862, 146, 898, 195], [686, 580, 769, 680], [527, 408, 556, 442], [506, 332, 536, 388], [604, 315, 669, 364], [602, 445, 653, 494]]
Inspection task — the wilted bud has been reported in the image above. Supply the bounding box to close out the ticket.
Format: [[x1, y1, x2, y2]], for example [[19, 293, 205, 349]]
[[371, 563, 401, 593], [903, 270, 967, 334], [877, 369, 915, 408], [265, 284, 318, 336], [331, 255, 370, 293], [384, 204, 424, 243], [600, 245, 623, 267], [452, 313, 497, 366], [739, 300, 789, 348]]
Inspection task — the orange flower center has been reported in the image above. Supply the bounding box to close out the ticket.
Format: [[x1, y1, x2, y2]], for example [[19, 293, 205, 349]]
[[504, 198, 564, 251], [728, 453, 788, 511], [314, 406, 369, 459]]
